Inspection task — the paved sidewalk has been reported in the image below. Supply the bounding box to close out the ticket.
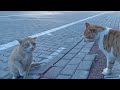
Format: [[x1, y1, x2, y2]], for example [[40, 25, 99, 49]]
[[39, 40, 96, 79], [1, 11, 120, 79]]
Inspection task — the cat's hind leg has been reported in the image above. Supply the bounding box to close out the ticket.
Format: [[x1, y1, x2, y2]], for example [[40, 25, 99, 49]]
[[23, 63, 32, 79], [102, 55, 115, 75], [14, 61, 24, 76]]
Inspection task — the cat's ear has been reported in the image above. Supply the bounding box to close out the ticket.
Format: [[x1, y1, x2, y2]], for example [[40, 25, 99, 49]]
[[85, 22, 90, 27], [17, 39, 23, 44]]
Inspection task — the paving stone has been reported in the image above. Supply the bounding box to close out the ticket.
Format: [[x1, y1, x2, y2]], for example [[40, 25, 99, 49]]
[[83, 54, 96, 61], [73, 45, 83, 50], [27, 75, 40, 79], [3, 74, 12, 79], [47, 55, 55, 60], [63, 53, 76, 60], [0, 70, 9, 79], [50, 52, 59, 56], [56, 75, 71, 79], [68, 49, 80, 54], [68, 57, 83, 65], [40, 77, 49, 79], [72, 70, 89, 79], [78, 40, 87, 46], [74, 52, 86, 59], [60, 64, 78, 76], [84, 42, 94, 48], [47, 48, 56, 52], [0, 55, 8, 62], [54, 60, 69, 67], [0, 61, 8, 70], [33, 57, 44, 62], [37, 54, 49, 58], [39, 47, 50, 51], [80, 47, 91, 53], [43, 67, 63, 79], [33, 52, 41, 57], [77, 60, 93, 71], [3, 52, 11, 57]]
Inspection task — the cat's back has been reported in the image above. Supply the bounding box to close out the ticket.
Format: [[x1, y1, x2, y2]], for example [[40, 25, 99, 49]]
[[103, 29, 120, 57]]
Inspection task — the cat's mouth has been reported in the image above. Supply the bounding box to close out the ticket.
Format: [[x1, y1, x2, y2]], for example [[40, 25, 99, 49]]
[[30, 48, 34, 51]]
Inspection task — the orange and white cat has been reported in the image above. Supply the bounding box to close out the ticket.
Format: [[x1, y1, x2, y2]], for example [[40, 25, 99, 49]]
[[84, 22, 120, 75]]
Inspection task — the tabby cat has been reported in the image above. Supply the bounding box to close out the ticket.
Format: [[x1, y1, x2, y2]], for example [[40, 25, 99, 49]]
[[84, 22, 120, 75], [8, 37, 37, 79]]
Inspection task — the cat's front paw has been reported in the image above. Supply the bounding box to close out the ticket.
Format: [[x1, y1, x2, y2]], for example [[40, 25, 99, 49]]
[[19, 72, 24, 76], [23, 71, 28, 79], [19, 71, 26, 77], [102, 68, 111, 75]]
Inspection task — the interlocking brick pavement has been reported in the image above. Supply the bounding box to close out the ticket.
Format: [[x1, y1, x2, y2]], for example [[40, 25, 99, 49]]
[[0, 11, 120, 79]]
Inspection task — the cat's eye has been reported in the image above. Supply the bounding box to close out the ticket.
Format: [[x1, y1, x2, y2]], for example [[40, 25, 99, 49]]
[[24, 43, 29, 47]]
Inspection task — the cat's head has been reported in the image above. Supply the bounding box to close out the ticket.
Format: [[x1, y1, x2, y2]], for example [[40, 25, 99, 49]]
[[84, 22, 105, 42], [17, 37, 37, 52]]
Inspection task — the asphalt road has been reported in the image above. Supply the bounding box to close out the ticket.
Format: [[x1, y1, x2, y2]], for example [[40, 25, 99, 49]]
[[0, 11, 104, 45]]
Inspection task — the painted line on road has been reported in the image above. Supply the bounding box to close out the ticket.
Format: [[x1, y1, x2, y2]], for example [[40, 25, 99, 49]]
[[0, 11, 114, 51], [0, 12, 62, 18]]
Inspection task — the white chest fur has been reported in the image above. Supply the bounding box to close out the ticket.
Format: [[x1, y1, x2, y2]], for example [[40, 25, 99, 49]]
[[98, 27, 111, 55], [23, 53, 32, 65]]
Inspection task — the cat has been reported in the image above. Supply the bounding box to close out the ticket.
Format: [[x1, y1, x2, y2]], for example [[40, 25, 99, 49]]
[[84, 22, 120, 76], [8, 37, 37, 79]]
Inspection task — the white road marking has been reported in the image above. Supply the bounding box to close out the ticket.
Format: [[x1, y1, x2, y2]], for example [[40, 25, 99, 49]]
[[0, 11, 114, 51], [46, 33, 52, 36], [0, 11, 62, 18]]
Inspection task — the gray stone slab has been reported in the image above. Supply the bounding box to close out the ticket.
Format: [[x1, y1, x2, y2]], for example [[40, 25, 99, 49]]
[[77, 60, 93, 71], [33, 57, 44, 62], [37, 54, 49, 58], [56, 75, 71, 79], [68, 57, 83, 65], [80, 47, 91, 53], [54, 60, 69, 67], [0, 70, 9, 79], [68, 49, 80, 54], [60, 64, 78, 76], [74, 52, 86, 59], [72, 70, 89, 79], [63, 53, 76, 60], [3, 74, 12, 79], [0, 55, 8, 63], [0, 61, 8, 70], [43, 67, 63, 79], [83, 54, 96, 61], [33, 52, 41, 57], [50, 52, 59, 56], [84, 42, 94, 48]]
